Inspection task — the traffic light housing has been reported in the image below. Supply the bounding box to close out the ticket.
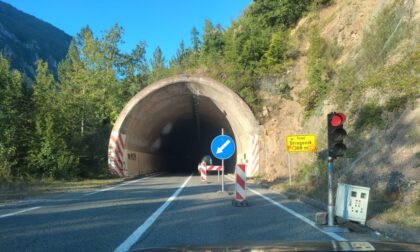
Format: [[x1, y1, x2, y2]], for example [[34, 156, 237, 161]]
[[327, 112, 347, 159]]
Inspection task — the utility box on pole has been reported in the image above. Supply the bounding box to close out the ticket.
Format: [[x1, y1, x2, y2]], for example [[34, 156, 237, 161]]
[[335, 183, 370, 225]]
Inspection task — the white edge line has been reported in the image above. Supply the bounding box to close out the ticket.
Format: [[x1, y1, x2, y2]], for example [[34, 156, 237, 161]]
[[114, 174, 193, 252], [249, 188, 347, 241], [84, 173, 162, 196], [225, 175, 346, 241], [0, 206, 41, 219]]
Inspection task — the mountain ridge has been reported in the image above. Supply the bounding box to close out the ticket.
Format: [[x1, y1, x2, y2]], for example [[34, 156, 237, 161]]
[[0, 1, 71, 78]]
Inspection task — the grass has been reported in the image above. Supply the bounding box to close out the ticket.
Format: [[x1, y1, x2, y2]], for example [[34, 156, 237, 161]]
[[0, 178, 124, 204], [355, 102, 385, 130], [376, 199, 420, 231]]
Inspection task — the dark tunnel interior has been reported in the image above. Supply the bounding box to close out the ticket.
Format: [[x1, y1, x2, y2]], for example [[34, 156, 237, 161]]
[[157, 110, 237, 174]]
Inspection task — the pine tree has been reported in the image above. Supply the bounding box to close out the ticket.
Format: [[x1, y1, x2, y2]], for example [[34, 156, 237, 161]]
[[149, 46, 167, 83], [0, 55, 26, 179]]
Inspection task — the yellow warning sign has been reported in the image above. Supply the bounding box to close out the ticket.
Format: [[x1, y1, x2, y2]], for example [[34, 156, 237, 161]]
[[286, 134, 317, 153]]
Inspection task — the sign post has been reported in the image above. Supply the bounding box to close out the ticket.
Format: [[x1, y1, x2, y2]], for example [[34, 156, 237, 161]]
[[211, 129, 236, 193], [286, 134, 317, 185], [221, 129, 224, 192]]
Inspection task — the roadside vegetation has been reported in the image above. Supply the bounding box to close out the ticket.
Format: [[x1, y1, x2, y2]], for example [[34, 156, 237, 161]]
[[0, 0, 331, 182], [0, 178, 124, 204]]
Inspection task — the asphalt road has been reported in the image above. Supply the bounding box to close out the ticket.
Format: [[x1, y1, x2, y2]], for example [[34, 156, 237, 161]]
[[0, 173, 387, 251]]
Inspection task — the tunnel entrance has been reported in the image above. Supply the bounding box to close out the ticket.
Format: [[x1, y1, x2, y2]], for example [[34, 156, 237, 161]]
[[108, 75, 259, 177]]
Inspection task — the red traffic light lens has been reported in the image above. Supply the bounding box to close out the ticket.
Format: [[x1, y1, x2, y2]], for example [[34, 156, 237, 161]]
[[330, 115, 343, 127]]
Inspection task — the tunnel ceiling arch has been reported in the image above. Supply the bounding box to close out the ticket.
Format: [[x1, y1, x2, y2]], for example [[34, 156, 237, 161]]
[[109, 75, 259, 177]]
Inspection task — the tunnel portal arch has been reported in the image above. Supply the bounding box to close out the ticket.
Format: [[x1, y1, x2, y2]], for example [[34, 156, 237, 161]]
[[108, 75, 260, 177]]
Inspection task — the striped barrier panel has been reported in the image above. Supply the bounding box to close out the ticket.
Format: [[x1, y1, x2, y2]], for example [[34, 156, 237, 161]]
[[199, 162, 207, 182], [108, 131, 126, 177], [206, 165, 223, 171], [247, 134, 260, 177], [235, 164, 247, 203]]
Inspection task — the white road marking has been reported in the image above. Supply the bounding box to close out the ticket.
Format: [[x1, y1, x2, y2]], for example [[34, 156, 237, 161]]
[[114, 174, 193, 252], [0, 206, 41, 219], [225, 174, 346, 241], [84, 173, 161, 196], [249, 188, 347, 241]]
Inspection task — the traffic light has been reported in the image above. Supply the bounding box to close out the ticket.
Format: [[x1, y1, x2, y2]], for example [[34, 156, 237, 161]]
[[327, 112, 347, 159]]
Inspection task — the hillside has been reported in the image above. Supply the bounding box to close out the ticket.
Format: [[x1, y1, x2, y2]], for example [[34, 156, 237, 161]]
[[0, 1, 71, 77], [257, 0, 419, 237]]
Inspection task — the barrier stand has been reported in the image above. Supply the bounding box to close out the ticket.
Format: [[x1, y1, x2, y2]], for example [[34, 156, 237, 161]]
[[232, 164, 249, 206], [206, 165, 223, 187], [199, 162, 207, 183]]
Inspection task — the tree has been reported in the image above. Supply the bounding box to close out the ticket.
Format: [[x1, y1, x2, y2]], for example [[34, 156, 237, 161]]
[[117, 41, 149, 113], [28, 61, 79, 179], [191, 26, 200, 52], [249, 0, 312, 29], [201, 20, 225, 62], [149, 46, 167, 82], [169, 40, 188, 69], [0, 55, 26, 179], [262, 29, 290, 69], [58, 27, 120, 177]]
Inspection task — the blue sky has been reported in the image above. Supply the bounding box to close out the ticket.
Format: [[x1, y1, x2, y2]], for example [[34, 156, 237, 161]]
[[3, 0, 251, 62]]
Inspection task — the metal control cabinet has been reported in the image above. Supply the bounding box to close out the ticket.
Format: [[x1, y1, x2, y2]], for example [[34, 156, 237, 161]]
[[335, 183, 370, 224]]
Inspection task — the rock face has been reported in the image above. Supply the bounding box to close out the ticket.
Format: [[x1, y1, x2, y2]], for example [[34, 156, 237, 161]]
[[0, 1, 71, 78]]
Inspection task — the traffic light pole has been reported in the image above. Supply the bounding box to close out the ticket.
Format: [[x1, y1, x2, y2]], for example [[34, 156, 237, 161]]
[[327, 157, 334, 226]]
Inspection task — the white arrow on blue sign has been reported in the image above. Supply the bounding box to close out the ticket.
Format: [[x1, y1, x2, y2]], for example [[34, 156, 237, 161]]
[[211, 135, 235, 160]]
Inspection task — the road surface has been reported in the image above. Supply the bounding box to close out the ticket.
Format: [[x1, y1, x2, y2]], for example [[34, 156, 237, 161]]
[[0, 173, 387, 251]]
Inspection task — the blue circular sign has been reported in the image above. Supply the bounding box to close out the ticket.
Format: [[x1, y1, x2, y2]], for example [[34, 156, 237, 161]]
[[211, 135, 236, 160]]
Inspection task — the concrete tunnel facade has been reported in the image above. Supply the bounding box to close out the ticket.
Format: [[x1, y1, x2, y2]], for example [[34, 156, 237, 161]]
[[108, 75, 260, 177]]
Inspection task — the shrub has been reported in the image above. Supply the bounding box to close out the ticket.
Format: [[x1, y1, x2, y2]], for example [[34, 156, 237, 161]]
[[355, 103, 385, 130]]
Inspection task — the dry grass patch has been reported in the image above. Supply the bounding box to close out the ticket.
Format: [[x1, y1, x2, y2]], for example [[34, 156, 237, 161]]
[[0, 178, 124, 204]]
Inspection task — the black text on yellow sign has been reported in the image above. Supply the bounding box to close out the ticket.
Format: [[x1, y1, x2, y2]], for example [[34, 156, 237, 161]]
[[286, 134, 317, 153]]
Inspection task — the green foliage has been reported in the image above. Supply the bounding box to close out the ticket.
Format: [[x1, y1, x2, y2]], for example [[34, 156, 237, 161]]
[[276, 81, 292, 100], [385, 96, 408, 112], [300, 28, 341, 117], [264, 29, 289, 66], [248, 0, 313, 28], [149, 46, 169, 83], [355, 103, 385, 130], [0, 55, 28, 180]]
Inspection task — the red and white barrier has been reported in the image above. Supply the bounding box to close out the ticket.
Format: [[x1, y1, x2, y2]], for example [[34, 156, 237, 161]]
[[108, 131, 126, 177], [206, 165, 223, 171], [235, 164, 247, 202], [199, 162, 207, 182]]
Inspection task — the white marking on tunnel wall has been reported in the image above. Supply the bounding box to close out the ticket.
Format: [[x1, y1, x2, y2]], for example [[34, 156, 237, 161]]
[[249, 188, 347, 241], [0, 206, 41, 219], [108, 131, 126, 176], [247, 134, 260, 177], [162, 123, 173, 134], [114, 174, 193, 252]]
